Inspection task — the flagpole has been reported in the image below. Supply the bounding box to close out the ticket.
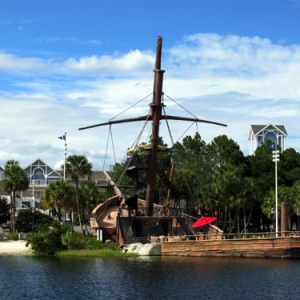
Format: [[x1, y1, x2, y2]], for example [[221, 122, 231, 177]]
[[64, 132, 67, 181]]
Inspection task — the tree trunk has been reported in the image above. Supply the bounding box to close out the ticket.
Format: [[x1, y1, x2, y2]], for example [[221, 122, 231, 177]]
[[222, 206, 228, 232], [12, 191, 16, 234], [237, 206, 240, 234], [9, 193, 13, 233], [76, 181, 84, 236]]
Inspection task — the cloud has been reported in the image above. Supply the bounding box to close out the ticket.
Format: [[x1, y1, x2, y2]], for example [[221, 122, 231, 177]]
[[1, 33, 300, 170], [63, 50, 154, 74], [0, 52, 52, 71]]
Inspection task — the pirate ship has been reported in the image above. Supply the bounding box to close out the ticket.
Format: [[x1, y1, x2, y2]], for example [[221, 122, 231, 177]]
[[79, 37, 300, 258]]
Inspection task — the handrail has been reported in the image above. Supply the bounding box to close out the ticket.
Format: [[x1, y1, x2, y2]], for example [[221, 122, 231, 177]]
[[155, 231, 300, 243]]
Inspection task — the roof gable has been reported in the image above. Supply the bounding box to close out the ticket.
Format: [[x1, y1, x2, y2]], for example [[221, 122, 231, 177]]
[[24, 158, 61, 178], [250, 124, 288, 137]]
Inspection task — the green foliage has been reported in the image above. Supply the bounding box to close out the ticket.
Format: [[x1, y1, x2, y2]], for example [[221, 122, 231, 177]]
[[64, 154, 93, 235], [173, 132, 210, 207], [56, 247, 135, 258], [63, 232, 87, 250], [87, 237, 104, 250], [111, 162, 135, 188], [0, 197, 10, 224], [248, 141, 275, 194], [7, 233, 18, 240], [63, 233, 104, 250], [41, 180, 76, 221], [79, 179, 101, 215], [1, 160, 29, 233], [279, 148, 300, 186], [26, 221, 69, 255], [16, 209, 53, 233], [26, 220, 106, 255], [206, 135, 245, 167]]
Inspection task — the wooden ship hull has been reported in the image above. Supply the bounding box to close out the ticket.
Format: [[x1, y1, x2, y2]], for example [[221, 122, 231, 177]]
[[160, 236, 300, 259], [83, 36, 300, 258]]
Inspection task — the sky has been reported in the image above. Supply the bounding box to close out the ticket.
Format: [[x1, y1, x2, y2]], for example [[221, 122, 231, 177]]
[[1, 0, 300, 170]]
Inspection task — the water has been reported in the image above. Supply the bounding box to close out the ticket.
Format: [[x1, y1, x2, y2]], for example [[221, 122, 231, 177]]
[[1, 255, 300, 300]]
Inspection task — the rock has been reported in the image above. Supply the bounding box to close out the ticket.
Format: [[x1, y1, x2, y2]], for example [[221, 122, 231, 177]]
[[124, 243, 161, 256]]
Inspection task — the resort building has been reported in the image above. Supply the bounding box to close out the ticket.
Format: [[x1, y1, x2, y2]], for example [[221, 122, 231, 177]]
[[0, 158, 108, 216], [0, 166, 3, 181], [248, 124, 288, 155]]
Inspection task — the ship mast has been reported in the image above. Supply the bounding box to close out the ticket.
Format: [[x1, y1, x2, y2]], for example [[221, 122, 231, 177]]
[[79, 36, 227, 217], [145, 36, 164, 216]]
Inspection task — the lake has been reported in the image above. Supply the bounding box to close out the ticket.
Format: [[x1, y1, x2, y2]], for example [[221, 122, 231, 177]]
[[0, 255, 300, 299]]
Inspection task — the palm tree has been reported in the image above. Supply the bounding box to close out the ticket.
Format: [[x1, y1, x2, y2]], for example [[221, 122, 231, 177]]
[[41, 180, 76, 223], [64, 155, 92, 235], [0, 160, 29, 233], [79, 179, 100, 216]]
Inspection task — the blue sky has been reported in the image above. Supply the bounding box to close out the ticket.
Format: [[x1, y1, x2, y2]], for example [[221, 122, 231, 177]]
[[1, 0, 300, 170]]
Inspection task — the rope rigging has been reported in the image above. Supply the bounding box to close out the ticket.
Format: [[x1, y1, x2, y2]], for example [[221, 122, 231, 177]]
[[109, 93, 153, 121], [116, 110, 152, 186]]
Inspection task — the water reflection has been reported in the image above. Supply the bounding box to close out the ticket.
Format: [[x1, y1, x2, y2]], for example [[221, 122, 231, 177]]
[[1, 256, 300, 299]]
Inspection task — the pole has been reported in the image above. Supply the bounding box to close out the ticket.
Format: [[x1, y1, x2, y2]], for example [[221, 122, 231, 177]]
[[64, 132, 67, 181], [32, 179, 35, 198], [272, 149, 280, 237], [275, 157, 278, 237], [145, 36, 165, 216], [32, 207, 35, 237]]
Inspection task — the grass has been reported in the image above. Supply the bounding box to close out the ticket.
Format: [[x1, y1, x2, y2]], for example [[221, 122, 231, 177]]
[[56, 248, 138, 258]]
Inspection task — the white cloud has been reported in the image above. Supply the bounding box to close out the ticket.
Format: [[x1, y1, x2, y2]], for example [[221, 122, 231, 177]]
[[1, 33, 300, 170], [0, 53, 52, 71], [63, 50, 154, 74]]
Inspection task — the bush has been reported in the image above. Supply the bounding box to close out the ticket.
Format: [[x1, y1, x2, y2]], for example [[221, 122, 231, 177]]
[[16, 209, 53, 233], [7, 233, 18, 240], [26, 221, 69, 255], [63, 233, 104, 250], [86, 236, 104, 250], [63, 232, 87, 250]]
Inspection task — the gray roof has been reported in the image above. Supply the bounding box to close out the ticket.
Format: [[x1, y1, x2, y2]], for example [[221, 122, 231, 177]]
[[56, 170, 108, 182], [251, 125, 288, 136]]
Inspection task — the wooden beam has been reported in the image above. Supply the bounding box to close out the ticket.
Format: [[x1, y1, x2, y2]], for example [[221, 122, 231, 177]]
[[79, 115, 227, 131]]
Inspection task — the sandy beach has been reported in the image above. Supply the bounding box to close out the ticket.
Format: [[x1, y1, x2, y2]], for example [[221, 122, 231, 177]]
[[0, 240, 32, 255]]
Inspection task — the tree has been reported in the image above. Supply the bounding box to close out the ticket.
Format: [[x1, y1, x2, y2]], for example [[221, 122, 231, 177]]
[[41, 179, 76, 223], [1, 160, 29, 233], [279, 148, 300, 187], [172, 132, 211, 212], [0, 197, 10, 224], [206, 135, 245, 169], [262, 185, 295, 230], [16, 208, 53, 232], [248, 141, 275, 196], [79, 179, 101, 216], [213, 163, 246, 233], [64, 155, 92, 235]]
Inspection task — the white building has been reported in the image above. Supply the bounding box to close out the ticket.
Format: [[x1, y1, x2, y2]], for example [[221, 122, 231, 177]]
[[248, 123, 288, 155]]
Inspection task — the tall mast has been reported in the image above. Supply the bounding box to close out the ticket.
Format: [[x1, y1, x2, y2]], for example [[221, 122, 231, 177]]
[[145, 36, 164, 216], [78, 36, 227, 217]]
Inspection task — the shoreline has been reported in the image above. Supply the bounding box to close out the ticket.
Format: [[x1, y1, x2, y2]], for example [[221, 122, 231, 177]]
[[0, 240, 32, 255]]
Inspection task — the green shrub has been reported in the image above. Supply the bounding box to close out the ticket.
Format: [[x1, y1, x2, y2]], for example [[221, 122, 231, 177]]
[[63, 233, 104, 250], [7, 233, 18, 240], [86, 237, 104, 250], [26, 221, 68, 255], [16, 209, 53, 233], [63, 232, 87, 250]]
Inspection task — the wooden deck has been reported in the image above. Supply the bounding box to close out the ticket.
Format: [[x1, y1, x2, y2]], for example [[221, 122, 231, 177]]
[[160, 236, 300, 258]]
